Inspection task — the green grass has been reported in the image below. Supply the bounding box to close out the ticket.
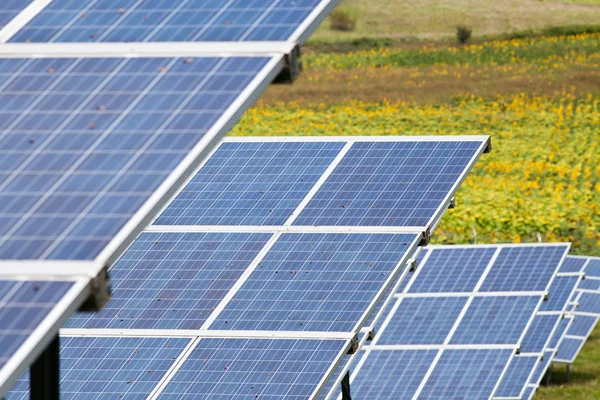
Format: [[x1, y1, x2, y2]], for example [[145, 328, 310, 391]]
[[310, 0, 600, 42]]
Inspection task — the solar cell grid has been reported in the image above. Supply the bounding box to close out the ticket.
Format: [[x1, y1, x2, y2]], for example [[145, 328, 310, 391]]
[[578, 278, 600, 291], [210, 232, 418, 332], [547, 316, 571, 350], [555, 338, 584, 363], [5, 336, 190, 400], [568, 315, 598, 337], [479, 245, 568, 292], [407, 247, 496, 293], [350, 349, 438, 399], [0, 55, 273, 261], [576, 291, 600, 314], [530, 351, 554, 384], [157, 338, 347, 399], [418, 349, 513, 400], [9, 0, 333, 43], [65, 231, 272, 330], [0, 280, 74, 369], [539, 275, 581, 312], [493, 355, 538, 398], [293, 140, 486, 228], [560, 256, 587, 273], [585, 259, 600, 277], [377, 296, 468, 345], [450, 296, 541, 345], [154, 141, 345, 226]]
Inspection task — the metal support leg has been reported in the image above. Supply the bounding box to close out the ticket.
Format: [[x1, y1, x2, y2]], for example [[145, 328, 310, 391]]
[[341, 371, 352, 400], [545, 365, 552, 386], [566, 364, 571, 383], [30, 335, 59, 400]]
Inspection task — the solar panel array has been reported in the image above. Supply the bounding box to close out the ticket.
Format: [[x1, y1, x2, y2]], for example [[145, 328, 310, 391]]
[[0, 1, 346, 397], [5, 136, 489, 398], [553, 256, 600, 364], [324, 243, 569, 400]]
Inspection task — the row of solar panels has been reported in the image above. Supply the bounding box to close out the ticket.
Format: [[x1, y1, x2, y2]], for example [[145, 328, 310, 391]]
[[323, 253, 600, 400], [0, 0, 354, 397]]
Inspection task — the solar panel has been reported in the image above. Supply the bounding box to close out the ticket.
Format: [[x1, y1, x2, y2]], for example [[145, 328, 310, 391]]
[[0, 278, 88, 395], [154, 141, 346, 226], [585, 259, 600, 277], [519, 314, 561, 354], [65, 232, 272, 330], [492, 355, 539, 399], [555, 337, 584, 363], [210, 233, 419, 332], [419, 349, 513, 399], [578, 278, 600, 291], [540, 275, 581, 311], [568, 315, 598, 337], [547, 315, 572, 350], [530, 350, 555, 385], [156, 338, 348, 399], [5, 336, 191, 399], [4, 0, 340, 44], [0, 54, 278, 263], [559, 256, 588, 273], [576, 291, 600, 314]]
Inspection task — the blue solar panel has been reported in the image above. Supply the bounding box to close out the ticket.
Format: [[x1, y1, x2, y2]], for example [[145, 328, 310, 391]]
[[0, 56, 271, 261], [560, 256, 587, 273], [0, 280, 73, 369], [10, 0, 333, 43], [493, 355, 538, 398], [555, 338, 584, 362], [520, 314, 560, 353], [568, 315, 598, 337], [65, 232, 271, 330], [522, 385, 535, 400], [377, 297, 468, 345], [450, 296, 540, 345], [407, 247, 496, 293], [293, 140, 486, 227], [479, 245, 568, 292], [547, 317, 571, 349], [585, 259, 600, 277], [154, 141, 344, 226], [540, 275, 580, 312], [158, 338, 346, 399], [0, 1, 30, 29], [576, 292, 600, 314], [5, 336, 190, 400], [350, 350, 438, 399], [578, 278, 600, 291], [210, 233, 418, 332], [530, 351, 554, 384], [419, 349, 512, 399]]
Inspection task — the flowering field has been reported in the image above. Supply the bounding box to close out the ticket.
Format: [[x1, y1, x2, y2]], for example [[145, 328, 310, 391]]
[[233, 34, 600, 257]]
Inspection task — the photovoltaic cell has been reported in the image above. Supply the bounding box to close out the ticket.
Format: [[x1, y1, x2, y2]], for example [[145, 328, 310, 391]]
[[377, 297, 468, 345], [560, 256, 587, 273], [479, 245, 568, 292], [10, 0, 331, 43], [5, 336, 190, 400], [450, 296, 541, 345], [547, 317, 571, 349], [0, 280, 74, 369], [65, 232, 271, 330], [0, 55, 271, 260], [578, 279, 600, 291], [568, 315, 598, 337], [493, 355, 538, 398], [293, 140, 485, 227], [211, 233, 418, 332], [520, 314, 560, 353], [407, 247, 496, 293], [158, 338, 346, 399], [154, 141, 344, 226], [419, 349, 512, 399], [0, 1, 30, 29], [555, 338, 584, 363], [540, 275, 580, 312], [350, 350, 438, 399]]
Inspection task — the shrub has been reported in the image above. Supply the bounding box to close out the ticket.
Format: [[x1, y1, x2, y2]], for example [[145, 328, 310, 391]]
[[330, 10, 357, 32], [456, 25, 472, 44]]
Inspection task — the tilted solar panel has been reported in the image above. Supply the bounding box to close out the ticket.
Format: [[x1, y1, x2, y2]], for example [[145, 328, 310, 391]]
[[3, 0, 340, 44], [493, 355, 539, 399], [0, 278, 88, 395], [6, 336, 191, 399]]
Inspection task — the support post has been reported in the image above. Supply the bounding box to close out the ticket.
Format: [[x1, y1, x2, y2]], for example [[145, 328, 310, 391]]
[[341, 371, 352, 400], [566, 364, 571, 383], [30, 335, 59, 400], [545, 364, 552, 386]]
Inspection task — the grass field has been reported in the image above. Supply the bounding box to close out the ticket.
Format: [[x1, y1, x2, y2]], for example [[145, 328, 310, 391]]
[[232, 2, 600, 397]]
